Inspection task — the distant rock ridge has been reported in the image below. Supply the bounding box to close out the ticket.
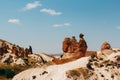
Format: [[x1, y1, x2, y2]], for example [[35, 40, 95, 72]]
[[0, 39, 54, 66], [0, 39, 33, 57], [0, 52, 54, 66]]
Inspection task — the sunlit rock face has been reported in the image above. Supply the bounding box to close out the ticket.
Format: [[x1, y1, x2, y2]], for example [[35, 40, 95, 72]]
[[100, 41, 112, 52], [12, 50, 120, 80], [0, 39, 54, 66], [62, 33, 87, 59], [66, 68, 98, 80], [0, 53, 54, 66]]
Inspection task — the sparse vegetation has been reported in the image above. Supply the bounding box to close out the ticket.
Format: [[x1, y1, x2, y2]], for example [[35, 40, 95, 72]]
[[0, 60, 55, 80], [0, 63, 32, 80], [5, 69, 15, 78]]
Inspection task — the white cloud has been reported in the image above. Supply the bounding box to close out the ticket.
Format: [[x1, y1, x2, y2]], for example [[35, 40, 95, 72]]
[[40, 8, 62, 16], [53, 23, 71, 28], [53, 24, 63, 28], [22, 1, 42, 11], [8, 19, 21, 24], [64, 23, 71, 26]]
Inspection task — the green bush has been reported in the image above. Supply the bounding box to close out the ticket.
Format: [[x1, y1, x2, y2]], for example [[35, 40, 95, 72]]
[[5, 69, 15, 78], [0, 64, 31, 79]]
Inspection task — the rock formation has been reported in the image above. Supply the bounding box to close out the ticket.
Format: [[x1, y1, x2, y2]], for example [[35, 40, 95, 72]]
[[0, 39, 55, 66], [85, 51, 97, 57], [100, 41, 113, 58], [62, 33, 88, 59], [66, 68, 98, 80], [13, 51, 120, 80], [100, 41, 112, 52], [0, 39, 34, 58], [62, 38, 71, 53], [75, 33, 87, 54]]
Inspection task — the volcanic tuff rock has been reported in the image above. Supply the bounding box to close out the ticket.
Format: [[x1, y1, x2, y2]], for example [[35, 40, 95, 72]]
[[62, 33, 87, 59], [12, 49, 120, 80], [0, 53, 54, 66], [100, 41, 112, 52], [0, 39, 54, 66]]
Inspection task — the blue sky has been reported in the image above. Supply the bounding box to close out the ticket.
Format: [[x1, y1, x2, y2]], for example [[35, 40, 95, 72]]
[[0, 0, 120, 54]]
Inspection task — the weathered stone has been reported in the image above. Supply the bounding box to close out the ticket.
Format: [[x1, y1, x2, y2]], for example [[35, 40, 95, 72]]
[[62, 38, 71, 53], [66, 67, 97, 80], [77, 33, 87, 54], [85, 51, 97, 57], [101, 41, 112, 52], [62, 33, 88, 59]]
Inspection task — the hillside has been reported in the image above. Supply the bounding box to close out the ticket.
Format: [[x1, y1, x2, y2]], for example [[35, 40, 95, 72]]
[[0, 39, 55, 79], [13, 50, 120, 80], [0, 37, 120, 80], [0, 39, 54, 66]]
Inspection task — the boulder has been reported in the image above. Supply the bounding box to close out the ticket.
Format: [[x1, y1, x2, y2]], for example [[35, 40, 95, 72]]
[[101, 41, 112, 52]]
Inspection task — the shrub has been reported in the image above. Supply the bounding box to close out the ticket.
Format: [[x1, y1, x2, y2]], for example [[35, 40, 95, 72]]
[[5, 69, 15, 78], [0, 63, 31, 79]]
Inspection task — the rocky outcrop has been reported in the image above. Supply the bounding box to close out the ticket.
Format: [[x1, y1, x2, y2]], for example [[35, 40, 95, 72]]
[[0, 39, 55, 66], [77, 33, 87, 54], [85, 51, 97, 57], [12, 50, 120, 80], [62, 33, 87, 59], [100, 41, 112, 52], [0, 39, 33, 57], [99, 42, 114, 60], [62, 38, 71, 53], [0, 53, 54, 66], [0, 53, 26, 65], [38, 53, 54, 62], [66, 68, 97, 80]]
